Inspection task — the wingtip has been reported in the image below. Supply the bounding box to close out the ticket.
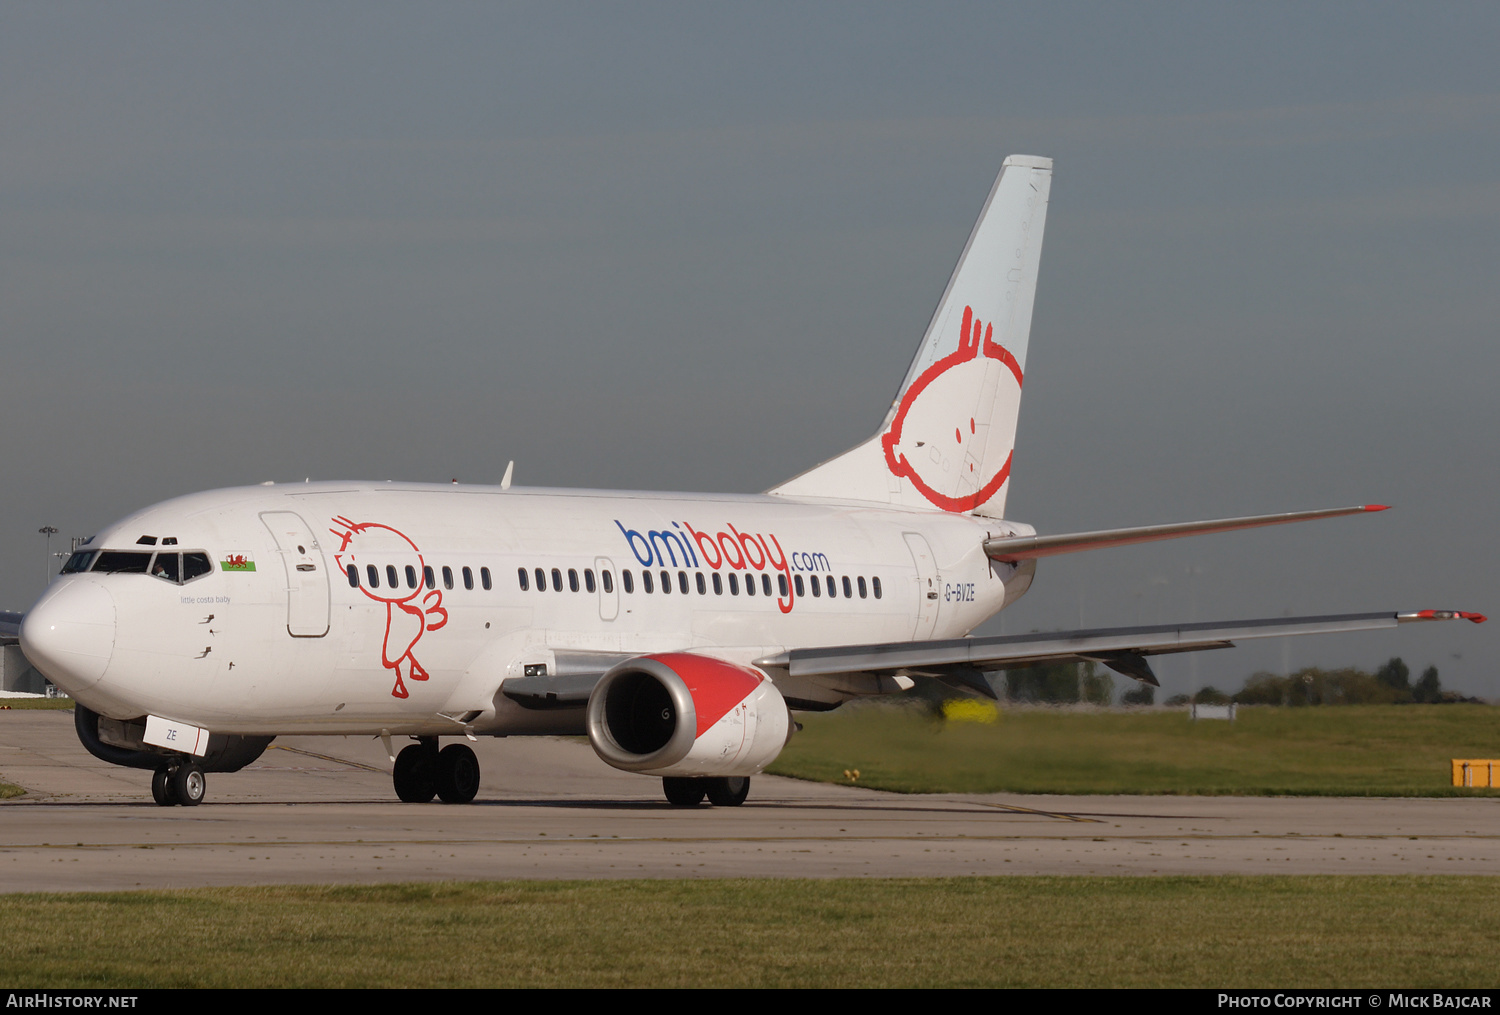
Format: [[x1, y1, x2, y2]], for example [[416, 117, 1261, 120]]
[[1362, 504, 1391, 512], [1399, 610, 1487, 624]]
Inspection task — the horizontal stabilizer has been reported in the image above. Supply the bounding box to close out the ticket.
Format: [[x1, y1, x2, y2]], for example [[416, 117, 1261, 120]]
[[984, 505, 1388, 562], [756, 609, 1483, 686]]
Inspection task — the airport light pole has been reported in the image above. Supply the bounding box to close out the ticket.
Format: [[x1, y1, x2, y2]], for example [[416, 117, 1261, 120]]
[[39, 526, 58, 585]]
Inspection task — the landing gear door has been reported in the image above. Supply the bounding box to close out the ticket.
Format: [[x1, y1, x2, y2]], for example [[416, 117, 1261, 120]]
[[260, 511, 330, 637], [595, 556, 619, 621], [903, 532, 941, 640]]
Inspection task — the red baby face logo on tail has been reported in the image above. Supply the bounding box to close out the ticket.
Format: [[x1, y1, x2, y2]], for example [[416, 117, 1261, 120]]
[[329, 516, 448, 699], [882, 305, 1023, 512]]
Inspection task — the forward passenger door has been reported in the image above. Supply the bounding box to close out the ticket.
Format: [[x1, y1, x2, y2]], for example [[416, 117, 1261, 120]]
[[260, 511, 330, 637]]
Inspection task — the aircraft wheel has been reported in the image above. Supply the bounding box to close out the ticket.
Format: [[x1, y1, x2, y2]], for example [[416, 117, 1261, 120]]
[[662, 777, 706, 806], [393, 744, 437, 803], [169, 764, 206, 807], [436, 744, 480, 804], [151, 768, 173, 807], [705, 776, 750, 807]]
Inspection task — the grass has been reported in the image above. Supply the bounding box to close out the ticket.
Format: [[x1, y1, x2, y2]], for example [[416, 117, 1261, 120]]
[[2, 876, 1496, 988], [0, 697, 73, 710], [768, 703, 1500, 796]]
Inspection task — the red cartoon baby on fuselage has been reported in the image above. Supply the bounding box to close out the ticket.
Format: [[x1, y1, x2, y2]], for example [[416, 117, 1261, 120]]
[[881, 305, 1023, 512], [328, 516, 448, 699]]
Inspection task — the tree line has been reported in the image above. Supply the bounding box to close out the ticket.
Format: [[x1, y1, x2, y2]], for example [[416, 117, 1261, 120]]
[[978, 657, 1475, 707], [1166, 657, 1473, 707]]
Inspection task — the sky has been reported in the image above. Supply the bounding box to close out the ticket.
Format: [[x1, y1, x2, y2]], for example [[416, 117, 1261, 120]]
[[2, 2, 1496, 698]]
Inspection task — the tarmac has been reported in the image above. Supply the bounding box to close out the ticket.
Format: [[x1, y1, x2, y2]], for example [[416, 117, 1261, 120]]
[[1, 708, 1497, 892]]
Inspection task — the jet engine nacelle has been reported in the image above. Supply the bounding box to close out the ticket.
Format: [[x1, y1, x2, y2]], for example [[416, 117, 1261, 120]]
[[586, 653, 792, 777], [74, 704, 273, 773]]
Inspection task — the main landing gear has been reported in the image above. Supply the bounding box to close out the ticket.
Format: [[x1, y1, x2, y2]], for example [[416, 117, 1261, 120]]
[[392, 737, 480, 804], [662, 776, 751, 807], [150, 763, 207, 807]]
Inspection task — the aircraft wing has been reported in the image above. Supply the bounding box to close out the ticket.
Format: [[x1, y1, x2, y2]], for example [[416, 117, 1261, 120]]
[[754, 610, 1486, 694], [984, 505, 1386, 561]]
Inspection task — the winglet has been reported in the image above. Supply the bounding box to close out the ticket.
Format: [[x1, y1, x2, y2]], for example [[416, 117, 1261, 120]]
[[1363, 504, 1391, 512]]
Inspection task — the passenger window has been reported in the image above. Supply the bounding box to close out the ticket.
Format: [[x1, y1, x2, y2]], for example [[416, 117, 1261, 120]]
[[678, 571, 689, 595], [550, 568, 562, 592], [873, 576, 882, 599], [794, 575, 804, 597], [660, 570, 671, 594], [762, 574, 773, 597], [347, 564, 360, 588], [623, 570, 634, 594], [842, 576, 852, 599], [729, 573, 739, 596], [778, 574, 788, 598], [744, 572, 755, 597], [602, 570, 613, 593], [518, 567, 529, 591], [367, 564, 380, 588], [441, 566, 453, 590], [568, 568, 579, 593], [425, 566, 436, 590], [642, 570, 653, 594], [463, 566, 475, 591], [585, 569, 596, 593], [406, 565, 418, 589], [826, 576, 836, 598], [535, 567, 546, 592], [481, 567, 492, 591], [382, 565, 395, 588], [712, 572, 723, 595], [809, 574, 820, 597], [858, 576, 867, 599], [695, 572, 706, 595]]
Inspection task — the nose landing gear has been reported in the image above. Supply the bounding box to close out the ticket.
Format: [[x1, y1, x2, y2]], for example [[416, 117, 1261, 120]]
[[150, 763, 206, 806], [392, 737, 480, 804]]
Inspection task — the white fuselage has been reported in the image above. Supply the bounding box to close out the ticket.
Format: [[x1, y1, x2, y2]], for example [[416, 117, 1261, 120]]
[[23, 481, 1036, 737]]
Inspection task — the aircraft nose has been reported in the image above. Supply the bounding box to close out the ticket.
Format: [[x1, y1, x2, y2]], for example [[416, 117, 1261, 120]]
[[19, 579, 117, 695]]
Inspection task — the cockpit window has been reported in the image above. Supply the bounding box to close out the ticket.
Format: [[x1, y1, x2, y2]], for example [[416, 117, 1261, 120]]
[[92, 551, 153, 574], [73, 548, 213, 585], [152, 553, 181, 583]]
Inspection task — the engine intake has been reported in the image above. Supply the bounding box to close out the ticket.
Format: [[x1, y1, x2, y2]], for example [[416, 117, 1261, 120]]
[[74, 704, 273, 773], [587, 653, 791, 777]]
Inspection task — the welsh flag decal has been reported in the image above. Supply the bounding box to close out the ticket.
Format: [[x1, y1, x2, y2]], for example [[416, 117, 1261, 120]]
[[220, 553, 256, 572]]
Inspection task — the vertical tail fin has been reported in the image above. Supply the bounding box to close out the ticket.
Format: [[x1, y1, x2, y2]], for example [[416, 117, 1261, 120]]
[[770, 154, 1052, 516]]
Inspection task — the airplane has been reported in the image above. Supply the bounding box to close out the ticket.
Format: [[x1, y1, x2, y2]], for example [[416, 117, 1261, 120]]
[[12, 154, 1484, 808]]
